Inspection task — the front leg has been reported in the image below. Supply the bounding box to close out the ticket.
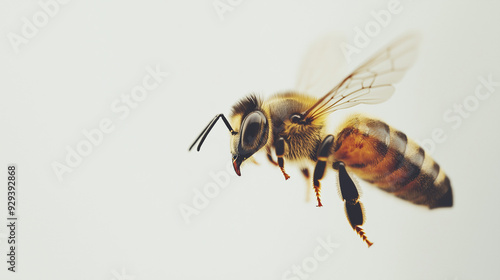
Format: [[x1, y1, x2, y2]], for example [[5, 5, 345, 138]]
[[266, 146, 278, 166], [275, 137, 290, 180]]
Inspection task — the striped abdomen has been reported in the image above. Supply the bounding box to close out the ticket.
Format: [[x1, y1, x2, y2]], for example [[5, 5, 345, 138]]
[[332, 115, 453, 209]]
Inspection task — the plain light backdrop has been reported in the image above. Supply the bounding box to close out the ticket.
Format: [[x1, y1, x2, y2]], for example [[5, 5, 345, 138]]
[[0, 0, 499, 279]]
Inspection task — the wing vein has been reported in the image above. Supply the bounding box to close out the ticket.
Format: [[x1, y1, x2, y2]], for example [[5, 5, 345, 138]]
[[300, 33, 420, 122]]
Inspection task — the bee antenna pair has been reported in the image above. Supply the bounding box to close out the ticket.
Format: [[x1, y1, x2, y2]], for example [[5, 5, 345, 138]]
[[188, 114, 237, 152]]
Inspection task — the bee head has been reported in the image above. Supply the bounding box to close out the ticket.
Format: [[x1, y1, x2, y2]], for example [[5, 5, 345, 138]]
[[230, 95, 269, 176]]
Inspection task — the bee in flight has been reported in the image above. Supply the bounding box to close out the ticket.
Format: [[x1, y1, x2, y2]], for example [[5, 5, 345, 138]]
[[189, 33, 453, 247]]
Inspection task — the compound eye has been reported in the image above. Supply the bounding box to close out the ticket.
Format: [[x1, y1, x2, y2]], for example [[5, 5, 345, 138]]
[[291, 114, 301, 123], [240, 111, 267, 151]]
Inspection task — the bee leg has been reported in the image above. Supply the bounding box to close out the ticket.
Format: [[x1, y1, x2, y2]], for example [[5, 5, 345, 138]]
[[301, 168, 312, 202], [266, 146, 278, 166], [249, 157, 259, 165], [301, 168, 310, 179], [276, 137, 290, 180], [333, 161, 373, 248], [313, 135, 334, 207]]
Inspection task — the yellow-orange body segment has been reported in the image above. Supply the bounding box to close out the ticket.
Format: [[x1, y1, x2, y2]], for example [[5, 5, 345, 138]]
[[332, 115, 452, 208]]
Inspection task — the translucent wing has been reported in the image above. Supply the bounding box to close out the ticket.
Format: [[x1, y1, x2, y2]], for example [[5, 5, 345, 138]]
[[295, 32, 348, 97], [301, 33, 421, 122]]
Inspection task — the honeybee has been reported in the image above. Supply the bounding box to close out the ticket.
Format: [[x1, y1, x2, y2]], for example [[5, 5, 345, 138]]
[[189, 33, 453, 247]]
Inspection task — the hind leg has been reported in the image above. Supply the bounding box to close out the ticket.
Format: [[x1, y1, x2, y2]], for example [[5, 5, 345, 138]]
[[313, 134, 373, 247], [333, 161, 373, 247]]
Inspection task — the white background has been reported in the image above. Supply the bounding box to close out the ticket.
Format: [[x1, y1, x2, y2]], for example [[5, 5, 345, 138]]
[[0, 0, 499, 279]]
